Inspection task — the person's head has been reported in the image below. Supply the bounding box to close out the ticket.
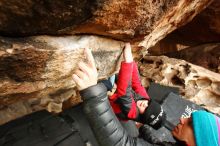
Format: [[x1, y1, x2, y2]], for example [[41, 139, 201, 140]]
[[136, 100, 149, 114], [172, 110, 220, 146], [138, 99, 166, 130], [172, 117, 195, 146]]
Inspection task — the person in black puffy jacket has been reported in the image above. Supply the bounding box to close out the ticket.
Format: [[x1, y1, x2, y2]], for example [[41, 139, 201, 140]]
[[72, 47, 220, 146]]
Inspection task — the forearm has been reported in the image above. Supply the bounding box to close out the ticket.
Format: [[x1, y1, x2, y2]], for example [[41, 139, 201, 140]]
[[132, 62, 150, 99], [116, 62, 133, 96]]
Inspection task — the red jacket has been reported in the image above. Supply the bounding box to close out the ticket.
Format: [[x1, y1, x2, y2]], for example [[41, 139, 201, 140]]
[[109, 61, 150, 120]]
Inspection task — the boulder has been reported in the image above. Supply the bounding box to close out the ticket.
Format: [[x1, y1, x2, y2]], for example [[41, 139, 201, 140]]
[[0, 35, 123, 124], [0, 0, 213, 46], [139, 55, 220, 114], [0, 0, 219, 125]]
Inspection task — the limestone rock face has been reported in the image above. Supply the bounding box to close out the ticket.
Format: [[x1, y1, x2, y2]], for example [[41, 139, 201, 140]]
[[0, 0, 219, 125], [166, 43, 220, 74], [172, 0, 220, 44], [0, 0, 97, 36], [138, 0, 214, 51], [147, 0, 220, 56], [0, 0, 212, 43], [0, 35, 123, 125], [139, 56, 220, 114], [149, 43, 220, 74]]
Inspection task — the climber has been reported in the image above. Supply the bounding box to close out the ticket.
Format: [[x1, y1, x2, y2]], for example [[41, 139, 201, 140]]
[[72, 47, 220, 146], [100, 43, 165, 132]]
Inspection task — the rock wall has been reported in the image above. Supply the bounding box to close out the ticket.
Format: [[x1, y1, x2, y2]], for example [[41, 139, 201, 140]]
[[0, 0, 219, 125], [166, 43, 220, 73], [0, 35, 123, 124], [147, 0, 220, 56], [139, 56, 220, 113], [0, 0, 212, 45]]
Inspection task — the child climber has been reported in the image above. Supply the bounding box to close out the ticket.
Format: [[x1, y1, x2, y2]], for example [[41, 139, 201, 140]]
[[101, 43, 166, 129]]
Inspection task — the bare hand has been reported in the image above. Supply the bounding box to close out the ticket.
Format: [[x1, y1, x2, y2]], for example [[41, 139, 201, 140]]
[[123, 43, 133, 63], [72, 48, 98, 91]]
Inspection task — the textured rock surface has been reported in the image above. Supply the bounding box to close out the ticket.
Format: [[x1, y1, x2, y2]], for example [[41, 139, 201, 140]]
[[0, 89, 81, 125], [0, 0, 212, 44], [138, 0, 213, 51], [0, 35, 123, 124], [139, 56, 220, 114], [147, 0, 220, 55], [172, 0, 220, 44], [149, 43, 220, 73], [0, 0, 219, 125], [166, 43, 220, 73], [0, 0, 97, 36]]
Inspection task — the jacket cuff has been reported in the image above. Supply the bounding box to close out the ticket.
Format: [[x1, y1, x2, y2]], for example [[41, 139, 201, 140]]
[[79, 83, 107, 101]]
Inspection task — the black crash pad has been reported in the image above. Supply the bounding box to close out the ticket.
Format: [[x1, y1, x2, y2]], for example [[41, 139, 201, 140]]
[[0, 104, 99, 146], [148, 82, 179, 104], [163, 92, 204, 126]]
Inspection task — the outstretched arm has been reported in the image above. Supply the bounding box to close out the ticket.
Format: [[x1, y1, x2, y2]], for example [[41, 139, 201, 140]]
[[132, 62, 150, 100], [73, 48, 151, 146], [110, 43, 138, 120], [112, 43, 133, 98]]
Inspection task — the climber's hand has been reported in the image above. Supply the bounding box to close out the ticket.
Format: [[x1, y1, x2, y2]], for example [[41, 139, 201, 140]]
[[73, 48, 98, 91], [123, 43, 133, 63]]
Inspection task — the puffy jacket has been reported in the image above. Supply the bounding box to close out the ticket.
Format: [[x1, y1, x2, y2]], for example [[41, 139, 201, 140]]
[[80, 83, 182, 146]]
